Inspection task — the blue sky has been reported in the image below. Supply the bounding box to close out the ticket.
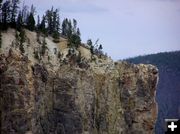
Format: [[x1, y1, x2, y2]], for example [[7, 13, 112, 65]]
[[25, 0, 180, 60]]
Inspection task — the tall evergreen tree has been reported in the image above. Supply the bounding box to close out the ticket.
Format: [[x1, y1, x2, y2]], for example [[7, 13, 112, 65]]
[[52, 9, 60, 42], [16, 11, 23, 31], [46, 7, 53, 34], [37, 15, 40, 29], [73, 19, 77, 34], [26, 4, 35, 31], [62, 18, 82, 48], [62, 18, 68, 37], [19, 29, 26, 54], [77, 28, 81, 36], [21, 4, 29, 25], [27, 12, 35, 31], [39, 15, 47, 35], [10, 0, 20, 27], [1, 0, 11, 29], [30, 4, 36, 16], [67, 19, 72, 40]]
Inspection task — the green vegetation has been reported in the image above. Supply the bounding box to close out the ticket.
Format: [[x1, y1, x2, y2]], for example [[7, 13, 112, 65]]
[[0, 1, 60, 40], [125, 51, 180, 71], [87, 39, 94, 54], [27, 13, 35, 31], [87, 38, 104, 58], [27, 5, 36, 31], [19, 29, 26, 53], [0, 0, 106, 59], [62, 18, 81, 48], [41, 37, 47, 56]]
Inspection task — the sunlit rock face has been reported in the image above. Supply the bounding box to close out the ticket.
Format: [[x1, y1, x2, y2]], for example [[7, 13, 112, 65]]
[[0, 51, 158, 134], [0, 29, 158, 134]]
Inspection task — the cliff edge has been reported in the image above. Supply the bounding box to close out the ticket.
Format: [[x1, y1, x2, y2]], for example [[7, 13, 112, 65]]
[[0, 29, 158, 134]]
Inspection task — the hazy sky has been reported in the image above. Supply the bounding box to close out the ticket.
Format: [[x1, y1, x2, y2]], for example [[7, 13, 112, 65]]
[[25, 0, 180, 60]]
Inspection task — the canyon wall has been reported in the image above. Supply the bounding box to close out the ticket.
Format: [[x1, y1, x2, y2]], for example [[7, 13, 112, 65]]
[[0, 50, 158, 134]]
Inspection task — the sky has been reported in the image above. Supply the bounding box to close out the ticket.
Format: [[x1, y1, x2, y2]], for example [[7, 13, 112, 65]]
[[24, 0, 180, 60]]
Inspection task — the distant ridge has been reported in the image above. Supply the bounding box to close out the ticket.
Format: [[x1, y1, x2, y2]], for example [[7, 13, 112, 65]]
[[125, 50, 180, 70]]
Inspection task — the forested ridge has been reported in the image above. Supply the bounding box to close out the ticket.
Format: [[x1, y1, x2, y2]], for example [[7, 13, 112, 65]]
[[0, 0, 104, 57], [125, 51, 180, 71]]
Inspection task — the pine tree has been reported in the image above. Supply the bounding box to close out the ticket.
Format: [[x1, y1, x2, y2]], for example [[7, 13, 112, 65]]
[[67, 19, 72, 39], [62, 19, 67, 37], [46, 7, 53, 34], [19, 29, 26, 54], [68, 33, 81, 48], [30, 4, 36, 16], [39, 15, 47, 35], [41, 36, 47, 56], [61, 18, 82, 49], [98, 44, 103, 52], [16, 11, 23, 31], [87, 39, 93, 46], [73, 19, 77, 34], [53, 31, 60, 43], [26, 5, 36, 31], [87, 39, 94, 54], [21, 5, 29, 25], [52, 9, 60, 42], [10, 0, 20, 27], [1, 0, 11, 30], [77, 28, 81, 36], [98, 44, 103, 57], [27, 13, 35, 31]]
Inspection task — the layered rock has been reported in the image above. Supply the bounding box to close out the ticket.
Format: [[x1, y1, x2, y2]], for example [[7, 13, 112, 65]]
[[0, 50, 158, 134]]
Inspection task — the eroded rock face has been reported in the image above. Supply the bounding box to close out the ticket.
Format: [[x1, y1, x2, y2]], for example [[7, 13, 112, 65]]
[[0, 52, 158, 134]]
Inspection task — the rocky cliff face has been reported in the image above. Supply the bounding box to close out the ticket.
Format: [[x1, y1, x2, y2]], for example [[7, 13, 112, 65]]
[[0, 52, 158, 134], [0, 29, 158, 134]]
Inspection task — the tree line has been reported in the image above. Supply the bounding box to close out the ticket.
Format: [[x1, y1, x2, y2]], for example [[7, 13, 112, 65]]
[[0, 0, 104, 57], [0, 0, 81, 43]]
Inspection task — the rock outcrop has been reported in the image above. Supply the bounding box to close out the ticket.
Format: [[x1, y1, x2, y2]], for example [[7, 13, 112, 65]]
[[0, 29, 158, 134], [0, 52, 158, 134]]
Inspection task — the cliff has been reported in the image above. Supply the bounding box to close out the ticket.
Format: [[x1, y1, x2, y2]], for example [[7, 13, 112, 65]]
[[125, 51, 180, 134], [0, 29, 158, 134]]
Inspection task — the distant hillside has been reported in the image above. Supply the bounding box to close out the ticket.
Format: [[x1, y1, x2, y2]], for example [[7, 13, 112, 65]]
[[125, 51, 180, 134]]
